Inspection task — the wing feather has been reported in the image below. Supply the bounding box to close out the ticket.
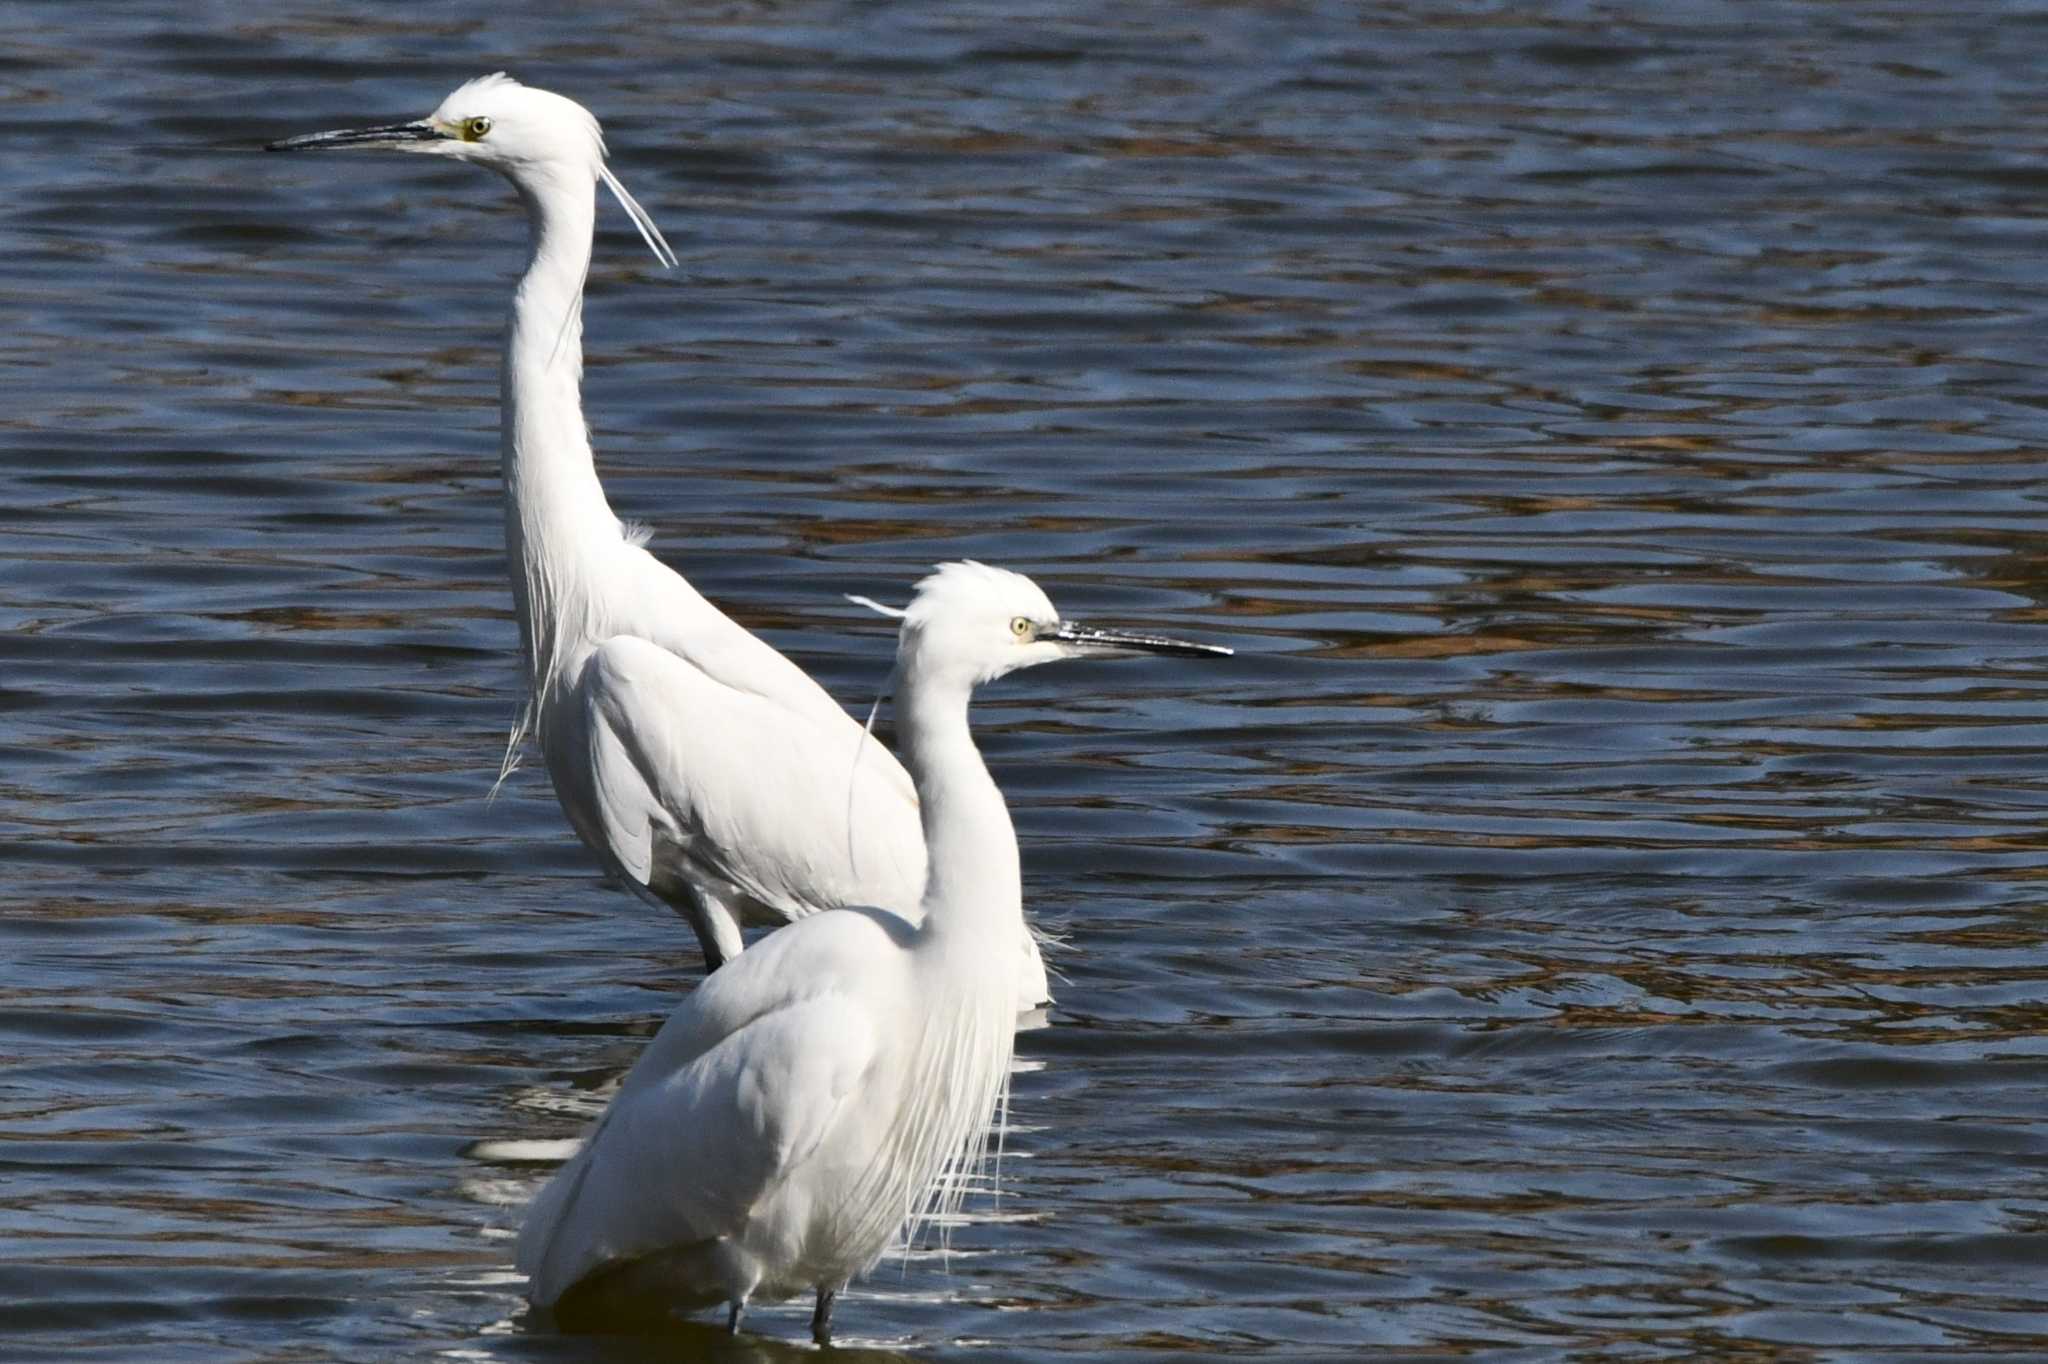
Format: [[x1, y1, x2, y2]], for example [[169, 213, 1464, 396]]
[[620, 548, 885, 734], [519, 985, 880, 1306], [574, 634, 924, 917]]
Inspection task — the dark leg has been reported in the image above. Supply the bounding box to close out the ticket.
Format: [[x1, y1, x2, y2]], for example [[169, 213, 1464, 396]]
[[654, 880, 741, 973], [727, 1299, 745, 1335], [809, 1288, 833, 1346], [691, 887, 746, 974]]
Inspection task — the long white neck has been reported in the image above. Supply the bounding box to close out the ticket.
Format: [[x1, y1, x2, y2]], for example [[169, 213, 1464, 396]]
[[499, 160, 619, 687], [839, 655, 1021, 1260], [896, 660, 1023, 955]]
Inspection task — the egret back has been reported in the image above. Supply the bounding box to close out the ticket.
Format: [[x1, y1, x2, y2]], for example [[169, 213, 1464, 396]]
[[518, 907, 1018, 1307], [559, 630, 922, 909]]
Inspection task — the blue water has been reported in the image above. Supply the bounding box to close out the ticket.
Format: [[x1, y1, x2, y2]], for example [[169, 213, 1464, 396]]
[[6, 2, 2048, 1359]]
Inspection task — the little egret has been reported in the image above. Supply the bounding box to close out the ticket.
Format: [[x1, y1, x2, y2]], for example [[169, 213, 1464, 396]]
[[267, 76, 1050, 1004], [515, 561, 1230, 1341]]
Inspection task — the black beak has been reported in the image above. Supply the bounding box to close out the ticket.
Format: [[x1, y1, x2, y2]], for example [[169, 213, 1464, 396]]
[[265, 120, 446, 153], [1041, 621, 1233, 659]]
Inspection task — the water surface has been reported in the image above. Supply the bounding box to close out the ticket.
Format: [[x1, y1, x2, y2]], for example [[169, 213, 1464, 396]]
[[6, 2, 2048, 1360]]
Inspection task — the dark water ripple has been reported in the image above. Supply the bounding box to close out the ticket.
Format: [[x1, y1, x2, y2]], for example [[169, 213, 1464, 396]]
[[6, 1, 2048, 1360]]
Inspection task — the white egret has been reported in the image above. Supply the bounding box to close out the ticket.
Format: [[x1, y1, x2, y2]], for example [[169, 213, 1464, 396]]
[[266, 76, 1050, 1004], [514, 561, 1230, 1342]]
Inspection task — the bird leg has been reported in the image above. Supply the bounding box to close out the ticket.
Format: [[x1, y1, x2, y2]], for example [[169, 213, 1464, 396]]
[[727, 1299, 746, 1335], [666, 881, 746, 974], [811, 1285, 839, 1346]]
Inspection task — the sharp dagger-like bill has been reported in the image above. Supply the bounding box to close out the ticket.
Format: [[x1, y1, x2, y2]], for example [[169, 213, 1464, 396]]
[[266, 121, 447, 152], [1043, 621, 1233, 658]]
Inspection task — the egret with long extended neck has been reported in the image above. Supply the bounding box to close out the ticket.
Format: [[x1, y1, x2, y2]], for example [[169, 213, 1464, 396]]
[[514, 561, 1230, 1341], [267, 76, 1049, 1005]]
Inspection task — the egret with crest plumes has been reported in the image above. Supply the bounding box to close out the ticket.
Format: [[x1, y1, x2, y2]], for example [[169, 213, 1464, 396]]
[[266, 77, 1050, 1006], [514, 561, 1231, 1341]]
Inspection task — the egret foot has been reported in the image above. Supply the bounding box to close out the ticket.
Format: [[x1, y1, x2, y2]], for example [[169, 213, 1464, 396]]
[[811, 1286, 838, 1346]]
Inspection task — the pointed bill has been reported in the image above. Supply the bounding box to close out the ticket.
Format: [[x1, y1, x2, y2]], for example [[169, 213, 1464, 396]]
[[266, 121, 447, 152], [1042, 621, 1232, 658]]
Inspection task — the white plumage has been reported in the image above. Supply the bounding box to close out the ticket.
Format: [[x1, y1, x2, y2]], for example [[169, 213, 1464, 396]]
[[513, 562, 1230, 1340], [268, 75, 1048, 1005]]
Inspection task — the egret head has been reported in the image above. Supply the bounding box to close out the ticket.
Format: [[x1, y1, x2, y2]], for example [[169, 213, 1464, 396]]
[[265, 74, 675, 266], [870, 561, 1231, 691]]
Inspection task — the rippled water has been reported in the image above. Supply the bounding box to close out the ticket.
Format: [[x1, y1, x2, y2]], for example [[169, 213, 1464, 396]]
[[7, 2, 2048, 1359]]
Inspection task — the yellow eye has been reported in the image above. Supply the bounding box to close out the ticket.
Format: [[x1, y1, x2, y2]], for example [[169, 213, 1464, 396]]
[[461, 116, 492, 141], [1010, 616, 1033, 639]]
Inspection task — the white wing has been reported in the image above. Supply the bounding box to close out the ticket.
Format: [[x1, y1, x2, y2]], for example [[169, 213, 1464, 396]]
[[518, 914, 893, 1306], [553, 540, 1050, 1006], [565, 632, 925, 917], [621, 546, 885, 736]]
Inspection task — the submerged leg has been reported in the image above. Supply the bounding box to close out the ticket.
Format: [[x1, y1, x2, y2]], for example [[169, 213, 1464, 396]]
[[811, 1285, 839, 1346]]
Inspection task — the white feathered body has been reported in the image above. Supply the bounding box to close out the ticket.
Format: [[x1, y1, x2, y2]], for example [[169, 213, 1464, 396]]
[[480, 93, 1046, 1000], [517, 894, 1018, 1310], [519, 562, 1050, 1321], [522, 535, 927, 932]]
